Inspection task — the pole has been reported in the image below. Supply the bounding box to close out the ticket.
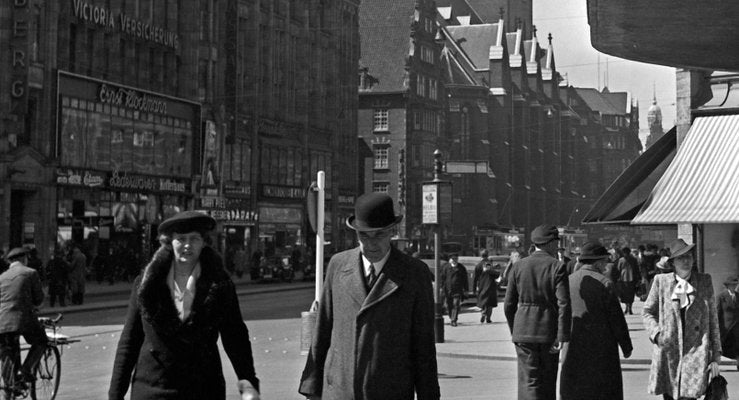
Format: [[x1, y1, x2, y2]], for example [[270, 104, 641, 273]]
[[301, 171, 325, 355], [432, 149, 444, 343], [314, 171, 325, 307]]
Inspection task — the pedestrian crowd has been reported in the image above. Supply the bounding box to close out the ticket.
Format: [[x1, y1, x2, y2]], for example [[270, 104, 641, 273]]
[[1, 195, 736, 400]]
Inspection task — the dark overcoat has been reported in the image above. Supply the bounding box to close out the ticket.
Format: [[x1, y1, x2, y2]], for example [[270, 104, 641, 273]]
[[642, 272, 722, 399], [717, 288, 739, 359], [474, 264, 499, 308], [560, 265, 633, 400], [108, 246, 259, 400], [504, 250, 571, 344], [441, 262, 468, 296], [298, 247, 440, 400]]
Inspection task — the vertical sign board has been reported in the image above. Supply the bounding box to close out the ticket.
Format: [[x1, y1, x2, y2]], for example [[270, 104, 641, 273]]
[[422, 184, 439, 224], [438, 182, 452, 225]]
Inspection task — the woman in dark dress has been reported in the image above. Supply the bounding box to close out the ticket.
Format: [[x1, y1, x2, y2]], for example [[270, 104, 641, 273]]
[[475, 260, 499, 323]]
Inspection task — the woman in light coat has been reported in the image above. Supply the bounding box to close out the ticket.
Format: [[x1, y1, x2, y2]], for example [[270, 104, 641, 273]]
[[642, 239, 721, 400]]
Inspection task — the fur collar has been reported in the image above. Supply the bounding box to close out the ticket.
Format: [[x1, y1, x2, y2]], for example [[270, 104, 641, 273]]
[[138, 245, 230, 338]]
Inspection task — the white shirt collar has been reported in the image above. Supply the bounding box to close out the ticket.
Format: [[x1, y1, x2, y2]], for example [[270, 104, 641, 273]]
[[362, 249, 391, 277], [167, 261, 201, 321]]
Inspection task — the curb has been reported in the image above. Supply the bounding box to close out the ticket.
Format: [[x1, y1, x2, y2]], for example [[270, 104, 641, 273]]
[[435, 352, 738, 367], [39, 282, 315, 316]]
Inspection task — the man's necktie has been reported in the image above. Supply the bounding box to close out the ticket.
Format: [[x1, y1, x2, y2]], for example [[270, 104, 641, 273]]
[[368, 264, 377, 288]]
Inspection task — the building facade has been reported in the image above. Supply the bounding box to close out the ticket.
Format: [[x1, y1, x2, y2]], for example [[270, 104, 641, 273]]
[[0, 0, 360, 271]]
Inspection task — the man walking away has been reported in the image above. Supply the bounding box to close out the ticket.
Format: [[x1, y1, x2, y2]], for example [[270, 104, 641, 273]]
[[504, 225, 571, 400], [67, 245, 87, 305], [0, 248, 47, 399], [441, 253, 468, 327], [560, 241, 633, 400]]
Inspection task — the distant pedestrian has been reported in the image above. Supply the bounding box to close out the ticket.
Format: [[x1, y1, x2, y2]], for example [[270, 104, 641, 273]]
[[640, 244, 660, 295], [298, 192, 440, 400], [45, 248, 70, 307], [616, 246, 640, 314], [441, 253, 468, 327], [67, 245, 87, 305], [642, 239, 721, 400], [26, 248, 43, 282], [718, 275, 739, 371], [556, 247, 571, 265], [560, 241, 633, 400], [504, 225, 571, 400], [565, 247, 582, 274], [473, 251, 499, 324], [109, 211, 260, 400]]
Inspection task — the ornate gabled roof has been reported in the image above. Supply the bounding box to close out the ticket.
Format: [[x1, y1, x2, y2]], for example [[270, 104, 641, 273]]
[[439, 44, 479, 85], [575, 88, 630, 115], [506, 30, 523, 68], [359, 0, 417, 93], [445, 23, 502, 70]]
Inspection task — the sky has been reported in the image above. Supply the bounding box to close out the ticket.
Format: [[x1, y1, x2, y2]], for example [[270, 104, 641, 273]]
[[532, 1, 677, 145]]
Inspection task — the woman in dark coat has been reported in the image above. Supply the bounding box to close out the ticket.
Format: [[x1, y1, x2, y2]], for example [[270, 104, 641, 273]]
[[474, 255, 499, 323], [718, 275, 739, 370], [560, 242, 633, 400], [108, 211, 260, 400]]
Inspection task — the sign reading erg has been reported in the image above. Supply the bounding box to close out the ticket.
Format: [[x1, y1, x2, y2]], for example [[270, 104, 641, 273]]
[[422, 184, 439, 224]]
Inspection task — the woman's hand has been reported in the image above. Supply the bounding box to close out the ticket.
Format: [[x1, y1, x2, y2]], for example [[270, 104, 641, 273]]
[[238, 380, 260, 400], [706, 361, 720, 380]]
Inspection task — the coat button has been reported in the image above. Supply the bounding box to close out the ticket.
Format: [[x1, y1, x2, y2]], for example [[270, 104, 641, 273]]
[[695, 326, 699, 331]]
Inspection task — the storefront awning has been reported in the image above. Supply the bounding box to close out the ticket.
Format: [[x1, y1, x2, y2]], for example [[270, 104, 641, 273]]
[[633, 115, 739, 224], [582, 127, 676, 225]]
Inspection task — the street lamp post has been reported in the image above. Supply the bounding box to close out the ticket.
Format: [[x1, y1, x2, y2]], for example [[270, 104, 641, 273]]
[[422, 150, 452, 343]]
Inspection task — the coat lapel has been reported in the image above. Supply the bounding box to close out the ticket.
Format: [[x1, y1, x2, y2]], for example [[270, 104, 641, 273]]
[[339, 248, 368, 309], [359, 249, 403, 316]]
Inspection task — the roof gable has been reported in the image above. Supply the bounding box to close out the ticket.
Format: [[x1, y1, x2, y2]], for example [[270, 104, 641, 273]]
[[446, 24, 501, 70]]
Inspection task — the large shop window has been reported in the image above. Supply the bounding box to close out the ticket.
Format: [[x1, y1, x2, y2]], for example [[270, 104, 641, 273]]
[[59, 96, 193, 177]]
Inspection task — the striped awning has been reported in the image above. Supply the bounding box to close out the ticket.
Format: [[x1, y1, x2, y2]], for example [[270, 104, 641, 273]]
[[582, 127, 676, 224], [632, 114, 739, 224]]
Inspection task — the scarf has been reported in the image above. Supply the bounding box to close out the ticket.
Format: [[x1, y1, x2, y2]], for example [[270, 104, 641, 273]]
[[671, 273, 696, 309], [167, 261, 201, 320]]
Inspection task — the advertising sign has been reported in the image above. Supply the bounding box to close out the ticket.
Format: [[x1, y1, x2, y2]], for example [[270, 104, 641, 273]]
[[422, 184, 439, 224]]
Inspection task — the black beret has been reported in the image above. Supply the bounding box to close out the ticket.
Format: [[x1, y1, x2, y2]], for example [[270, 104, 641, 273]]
[[158, 211, 216, 235], [531, 225, 559, 245]]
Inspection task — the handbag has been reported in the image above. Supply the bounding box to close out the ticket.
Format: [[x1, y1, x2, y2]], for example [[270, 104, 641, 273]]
[[704, 375, 729, 400]]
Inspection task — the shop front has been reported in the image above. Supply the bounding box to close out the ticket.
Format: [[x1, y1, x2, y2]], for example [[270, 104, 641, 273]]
[[197, 196, 258, 276], [55, 71, 200, 278]]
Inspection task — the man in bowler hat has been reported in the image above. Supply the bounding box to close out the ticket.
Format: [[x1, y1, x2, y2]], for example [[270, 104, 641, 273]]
[[504, 225, 571, 400], [299, 192, 440, 400], [0, 248, 47, 397]]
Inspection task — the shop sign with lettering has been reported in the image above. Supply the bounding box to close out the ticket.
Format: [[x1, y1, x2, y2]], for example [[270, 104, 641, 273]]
[[109, 171, 189, 193], [199, 198, 258, 224], [56, 168, 107, 188], [99, 83, 168, 114], [223, 183, 251, 197], [11, 0, 30, 120], [260, 184, 303, 199], [71, 0, 179, 50]]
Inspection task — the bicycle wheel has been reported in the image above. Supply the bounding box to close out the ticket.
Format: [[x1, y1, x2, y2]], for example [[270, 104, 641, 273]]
[[0, 352, 17, 399], [31, 346, 60, 400]]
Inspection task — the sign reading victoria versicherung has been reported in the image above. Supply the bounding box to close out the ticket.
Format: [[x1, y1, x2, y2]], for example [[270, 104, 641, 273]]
[[422, 184, 439, 224]]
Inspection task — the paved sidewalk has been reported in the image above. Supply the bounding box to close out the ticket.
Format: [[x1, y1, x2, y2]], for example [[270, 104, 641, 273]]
[[437, 301, 739, 367]]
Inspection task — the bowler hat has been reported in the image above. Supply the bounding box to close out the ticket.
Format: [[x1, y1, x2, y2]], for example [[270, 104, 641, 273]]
[[158, 211, 216, 235], [531, 225, 559, 245], [6, 247, 28, 261], [578, 241, 610, 262], [667, 239, 695, 260], [346, 193, 403, 232]]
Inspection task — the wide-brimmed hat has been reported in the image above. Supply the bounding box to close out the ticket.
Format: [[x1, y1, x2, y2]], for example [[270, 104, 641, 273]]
[[6, 247, 28, 261], [531, 225, 559, 245], [578, 241, 611, 261], [346, 193, 403, 232], [158, 211, 216, 235], [723, 275, 739, 286], [668, 239, 695, 260]]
